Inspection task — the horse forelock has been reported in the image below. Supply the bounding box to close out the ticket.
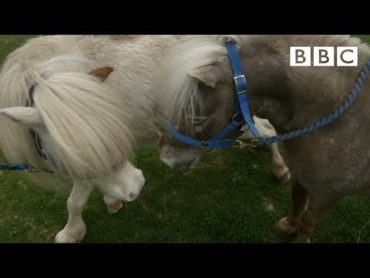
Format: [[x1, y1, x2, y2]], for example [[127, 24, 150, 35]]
[[158, 36, 227, 127], [33, 72, 134, 179]]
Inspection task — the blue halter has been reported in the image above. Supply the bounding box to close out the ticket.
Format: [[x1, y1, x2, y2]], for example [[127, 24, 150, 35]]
[[168, 119, 243, 149], [27, 83, 56, 166], [168, 40, 370, 149], [167, 40, 263, 149]]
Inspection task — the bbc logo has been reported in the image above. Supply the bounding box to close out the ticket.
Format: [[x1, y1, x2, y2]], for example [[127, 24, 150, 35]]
[[290, 47, 358, 67]]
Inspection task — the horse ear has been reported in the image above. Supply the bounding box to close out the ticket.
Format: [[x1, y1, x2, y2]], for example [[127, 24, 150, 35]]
[[188, 65, 218, 88], [0, 107, 44, 127], [88, 66, 114, 81]]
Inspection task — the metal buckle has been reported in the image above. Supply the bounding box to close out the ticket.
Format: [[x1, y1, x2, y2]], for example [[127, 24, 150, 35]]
[[200, 141, 208, 148], [233, 75, 247, 94]]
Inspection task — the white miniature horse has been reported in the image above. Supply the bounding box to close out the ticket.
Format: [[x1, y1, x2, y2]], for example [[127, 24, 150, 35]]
[[0, 35, 156, 242], [0, 35, 289, 242]]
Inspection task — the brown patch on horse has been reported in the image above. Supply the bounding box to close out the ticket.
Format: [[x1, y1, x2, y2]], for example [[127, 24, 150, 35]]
[[88, 66, 114, 81]]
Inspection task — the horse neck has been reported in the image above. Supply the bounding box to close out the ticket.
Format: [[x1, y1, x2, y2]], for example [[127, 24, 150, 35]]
[[239, 37, 370, 134], [239, 48, 293, 133], [107, 36, 179, 144]]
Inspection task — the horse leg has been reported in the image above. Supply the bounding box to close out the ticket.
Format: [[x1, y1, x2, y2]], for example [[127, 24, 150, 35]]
[[293, 193, 338, 243], [253, 117, 291, 183], [55, 180, 94, 243], [103, 195, 124, 214], [273, 181, 308, 235], [270, 143, 291, 184]]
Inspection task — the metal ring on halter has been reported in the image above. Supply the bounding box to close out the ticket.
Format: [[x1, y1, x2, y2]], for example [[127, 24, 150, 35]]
[[222, 36, 240, 46], [200, 141, 208, 148], [232, 113, 243, 123], [225, 38, 236, 43]]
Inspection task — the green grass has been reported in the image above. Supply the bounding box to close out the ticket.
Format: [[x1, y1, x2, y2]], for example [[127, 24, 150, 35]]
[[0, 35, 370, 243]]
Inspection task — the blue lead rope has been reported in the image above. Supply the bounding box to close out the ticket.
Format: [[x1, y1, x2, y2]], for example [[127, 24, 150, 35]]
[[261, 58, 370, 146], [225, 40, 370, 147]]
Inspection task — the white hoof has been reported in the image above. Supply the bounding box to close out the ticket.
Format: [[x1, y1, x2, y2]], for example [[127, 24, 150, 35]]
[[272, 216, 297, 235], [292, 235, 311, 243], [55, 225, 86, 243], [107, 201, 124, 214], [273, 163, 291, 184]]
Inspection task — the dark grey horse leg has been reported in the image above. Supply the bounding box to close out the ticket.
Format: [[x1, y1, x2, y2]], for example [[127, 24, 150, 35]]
[[273, 181, 308, 235], [293, 193, 338, 243]]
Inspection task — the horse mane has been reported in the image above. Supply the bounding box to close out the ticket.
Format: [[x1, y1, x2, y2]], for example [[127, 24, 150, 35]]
[[33, 71, 134, 179], [0, 36, 134, 179], [0, 36, 75, 169], [157, 36, 230, 126]]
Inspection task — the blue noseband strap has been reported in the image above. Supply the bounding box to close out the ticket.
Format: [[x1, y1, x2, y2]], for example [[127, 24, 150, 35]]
[[167, 119, 242, 149]]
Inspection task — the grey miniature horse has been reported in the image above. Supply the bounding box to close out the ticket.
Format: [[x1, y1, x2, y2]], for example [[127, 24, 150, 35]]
[[158, 35, 370, 242]]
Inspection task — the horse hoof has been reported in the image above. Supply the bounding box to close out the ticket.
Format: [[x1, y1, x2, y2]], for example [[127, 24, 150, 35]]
[[278, 171, 291, 184], [55, 231, 84, 243], [54, 227, 86, 243], [273, 167, 291, 184], [272, 217, 297, 235], [107, 201, 124, 214], [292, 235, 311, 243]]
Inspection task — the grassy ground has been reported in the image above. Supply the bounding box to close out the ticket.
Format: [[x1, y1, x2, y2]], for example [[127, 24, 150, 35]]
[[0, 35, 370, 243]]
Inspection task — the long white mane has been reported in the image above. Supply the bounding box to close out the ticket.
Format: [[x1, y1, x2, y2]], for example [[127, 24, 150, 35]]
[[33, 70, 134, 179], [157, 36, 232, 126], [0, 36, 77, 169], [0, 35, 183, 179], [0, 36, 138, 179]]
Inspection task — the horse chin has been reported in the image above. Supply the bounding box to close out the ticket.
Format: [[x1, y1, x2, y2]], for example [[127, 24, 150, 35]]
[[188, 157, 201, 169], [173, 157, 200, 171], [160, 153, 202, 170]]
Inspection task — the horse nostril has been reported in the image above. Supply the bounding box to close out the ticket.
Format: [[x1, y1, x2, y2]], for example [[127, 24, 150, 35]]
[[129, 192, 138, 200]]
